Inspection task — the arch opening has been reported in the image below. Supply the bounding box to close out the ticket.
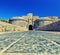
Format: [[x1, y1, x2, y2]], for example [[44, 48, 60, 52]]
[[29, 25, 33, 30]]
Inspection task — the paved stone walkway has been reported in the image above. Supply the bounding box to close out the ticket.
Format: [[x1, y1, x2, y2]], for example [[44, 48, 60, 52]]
[[0, 31, 60, 55]]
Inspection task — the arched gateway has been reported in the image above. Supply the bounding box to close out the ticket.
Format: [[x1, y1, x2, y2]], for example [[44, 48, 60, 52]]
[[29, 25, 33, 30]]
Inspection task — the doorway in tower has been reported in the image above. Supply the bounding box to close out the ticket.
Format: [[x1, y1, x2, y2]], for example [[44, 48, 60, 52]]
[[29, 25, 33, 30]]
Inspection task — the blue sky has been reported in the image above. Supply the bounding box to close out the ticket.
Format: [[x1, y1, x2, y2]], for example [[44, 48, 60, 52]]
[[0, 0, 60, 19]]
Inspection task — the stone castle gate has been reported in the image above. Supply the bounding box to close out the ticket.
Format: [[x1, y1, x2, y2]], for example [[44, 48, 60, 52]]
[[9, 13, 60, 31]]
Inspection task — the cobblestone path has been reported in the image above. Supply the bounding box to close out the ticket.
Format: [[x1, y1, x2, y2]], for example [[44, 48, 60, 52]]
[[0, 31, 60, 54]]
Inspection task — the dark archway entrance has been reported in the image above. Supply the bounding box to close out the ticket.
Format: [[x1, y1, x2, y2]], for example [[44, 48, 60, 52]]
[[29, 25, 33, 30]]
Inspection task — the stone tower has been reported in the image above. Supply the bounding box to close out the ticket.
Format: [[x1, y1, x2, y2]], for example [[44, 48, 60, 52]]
[[27, 13, 33, 25], [27, 13, 33, 30]]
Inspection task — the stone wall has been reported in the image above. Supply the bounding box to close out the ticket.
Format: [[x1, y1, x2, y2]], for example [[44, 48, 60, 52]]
[[0, 21, 28, 32], [9, 13, 60, 31], [34, 19, 53, 29], [37, 21, 60, 31]]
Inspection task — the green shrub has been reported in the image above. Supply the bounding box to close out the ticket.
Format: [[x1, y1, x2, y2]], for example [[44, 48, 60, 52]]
[[0, 19, 8, 23]]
